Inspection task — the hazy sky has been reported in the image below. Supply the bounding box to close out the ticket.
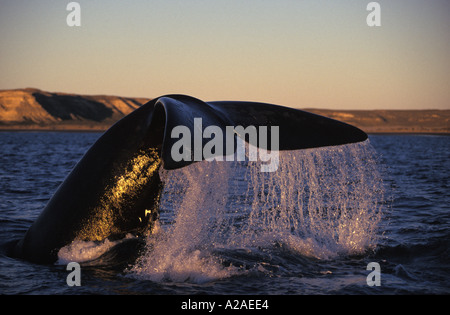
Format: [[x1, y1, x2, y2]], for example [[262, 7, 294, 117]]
[[0, 0, 449, 109]]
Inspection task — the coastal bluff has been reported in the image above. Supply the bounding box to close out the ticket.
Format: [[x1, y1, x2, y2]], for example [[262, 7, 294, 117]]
[[0, 88, 448, 134], [0, 88, 148, 131]]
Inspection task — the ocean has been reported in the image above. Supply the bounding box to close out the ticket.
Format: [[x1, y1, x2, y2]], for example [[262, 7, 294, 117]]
[[0, 132, 448, 295]]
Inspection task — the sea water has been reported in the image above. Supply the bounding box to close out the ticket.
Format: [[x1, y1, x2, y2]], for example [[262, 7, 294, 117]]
[[0, 132, 449, 294]]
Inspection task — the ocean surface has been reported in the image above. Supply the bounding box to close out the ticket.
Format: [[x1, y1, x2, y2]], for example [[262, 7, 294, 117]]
[[0, 132, 448, 295]]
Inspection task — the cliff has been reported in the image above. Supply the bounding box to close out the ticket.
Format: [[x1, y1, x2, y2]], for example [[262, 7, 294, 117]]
[[0, 88, 448, 133], [0, 88, 149, 131]]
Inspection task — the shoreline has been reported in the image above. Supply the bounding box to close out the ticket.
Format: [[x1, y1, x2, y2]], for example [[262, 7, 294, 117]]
[[1, 125, 448, 135], [1, 89, 448, 135]]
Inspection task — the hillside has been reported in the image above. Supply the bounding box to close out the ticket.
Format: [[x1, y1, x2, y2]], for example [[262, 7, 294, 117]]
[[306, 108, 450, 134], [0, 88, 149, 131], [0, 88, 448, 133]]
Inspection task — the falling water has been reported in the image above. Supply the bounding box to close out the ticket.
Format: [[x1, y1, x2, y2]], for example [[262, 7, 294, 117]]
[[128, 140, 386, 283]]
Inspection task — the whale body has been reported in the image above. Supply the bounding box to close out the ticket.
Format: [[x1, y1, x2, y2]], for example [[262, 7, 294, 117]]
[[13, 95, 367, 263]]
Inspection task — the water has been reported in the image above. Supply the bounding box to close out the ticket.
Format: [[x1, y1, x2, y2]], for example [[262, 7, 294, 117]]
[[0, 132, 449, 295]]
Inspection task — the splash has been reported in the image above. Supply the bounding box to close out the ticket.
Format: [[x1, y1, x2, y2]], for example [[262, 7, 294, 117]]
[[128, 140, 386, 283]]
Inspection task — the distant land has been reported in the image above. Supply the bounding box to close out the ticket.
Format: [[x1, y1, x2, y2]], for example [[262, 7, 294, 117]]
[[0, 88, 448, 134]]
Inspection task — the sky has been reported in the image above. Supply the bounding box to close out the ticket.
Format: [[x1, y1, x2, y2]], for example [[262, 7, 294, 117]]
[[0, 0, 449, 110]]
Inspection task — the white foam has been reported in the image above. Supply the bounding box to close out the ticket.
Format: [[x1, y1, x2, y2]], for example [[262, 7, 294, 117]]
[[56, 234, 137, 265], [128, 226, 243, 283]]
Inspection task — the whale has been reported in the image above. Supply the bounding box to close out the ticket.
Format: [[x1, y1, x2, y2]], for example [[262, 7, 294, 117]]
[[13, 95, 367, 263]]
